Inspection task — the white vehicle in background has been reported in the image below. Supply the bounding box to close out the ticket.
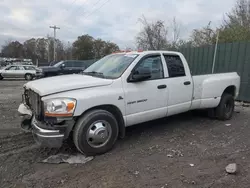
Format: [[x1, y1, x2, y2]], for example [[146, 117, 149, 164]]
[[0, 65, 39, 80], [18, 51, 240, 155]]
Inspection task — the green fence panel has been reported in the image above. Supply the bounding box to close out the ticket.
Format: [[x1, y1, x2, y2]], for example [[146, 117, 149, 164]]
[[197, 47, 204, 74], [194, 47, 200, 75], [236, 42, 247, 74], [239, 42, 250, 101], [186, 47, 191, 64], [214, 44, 221, 73], [179, 41, 250, 102], [229, 42, 240, 72], [223, 43, 233, 72], [188, 47, 195, 74], [202, 46, 209, 74], [207, 45, 214, 74], [216, 43, 226, 73]]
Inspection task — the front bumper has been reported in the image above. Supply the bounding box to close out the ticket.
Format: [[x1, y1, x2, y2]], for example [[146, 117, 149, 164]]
[[18, 103, 74, 148], [35, 72, 44, 78], [31, 117, 65, 147]]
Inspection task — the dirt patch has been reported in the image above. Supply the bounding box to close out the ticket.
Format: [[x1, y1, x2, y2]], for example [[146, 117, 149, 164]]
[[1, 80, 250, 188]]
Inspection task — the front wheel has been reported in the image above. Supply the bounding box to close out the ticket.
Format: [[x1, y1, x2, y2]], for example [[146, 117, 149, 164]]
[[25, 74, 33, 81], [0, 74, 3, 80], [215, 93, 235, 120], [73, 109, 119, 156]]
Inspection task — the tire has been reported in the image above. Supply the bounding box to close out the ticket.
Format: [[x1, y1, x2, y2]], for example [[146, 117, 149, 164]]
[[73, 109, 119, 156], [0, 74, 3, 80], [215, 93, 235, 120], [25, 74, 33, 81]]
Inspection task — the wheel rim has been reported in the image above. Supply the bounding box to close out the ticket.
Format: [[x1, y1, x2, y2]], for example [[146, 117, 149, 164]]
[[224, 100, 233, 116], [26, 75, 31, 80], [86, 120, 112, 148]]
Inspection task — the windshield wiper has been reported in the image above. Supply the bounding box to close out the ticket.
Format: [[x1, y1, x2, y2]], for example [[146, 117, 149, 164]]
[[83, 71, 105, 78]]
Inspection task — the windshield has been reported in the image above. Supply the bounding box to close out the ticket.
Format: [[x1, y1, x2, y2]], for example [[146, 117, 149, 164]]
[[53, 61, 64, 67], [83, 54, 138, 79], [1, 65, 10, 70]]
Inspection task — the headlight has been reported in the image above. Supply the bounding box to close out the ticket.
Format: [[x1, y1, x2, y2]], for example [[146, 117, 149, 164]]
[[43, 98, 76, 117], [36, 68, 42, 72]]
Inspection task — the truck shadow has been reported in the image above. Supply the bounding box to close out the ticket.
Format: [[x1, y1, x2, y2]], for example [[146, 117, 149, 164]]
[[0, 79, 26, 81], [48, 111, 206, 154], [42, 110, 219, 157], [125, 111, 207, 137]]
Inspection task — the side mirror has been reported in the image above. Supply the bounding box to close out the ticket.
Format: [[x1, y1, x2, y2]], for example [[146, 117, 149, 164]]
[[60, 64, 65, 69], [129, 67, 151, 82]]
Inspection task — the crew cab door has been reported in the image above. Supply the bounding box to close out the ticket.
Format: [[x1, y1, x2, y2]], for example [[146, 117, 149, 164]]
[[2, 66, 18, 78], [122, 54, 168, 126], [16, 66, 26, 78], [162, 54, 193, 116], [60, 61, 73, 74], [73, 61, 85, 73]]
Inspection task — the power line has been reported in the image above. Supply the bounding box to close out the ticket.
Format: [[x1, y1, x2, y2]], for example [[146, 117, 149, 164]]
[[61, 0, 112, 34], [51, 0, 112, 40], [65, 0, 78, 11], [72, 0, 103, 17], [54, 0, 80, 29], [81, 0, 112, 20], [58, 0, 103, 31]]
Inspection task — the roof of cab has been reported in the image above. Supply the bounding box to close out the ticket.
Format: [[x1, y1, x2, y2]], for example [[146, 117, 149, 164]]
[[113, 50, 182, 56]]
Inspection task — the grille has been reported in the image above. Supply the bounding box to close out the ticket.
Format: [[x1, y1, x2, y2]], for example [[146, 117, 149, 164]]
[[24, 89, 42, 120]]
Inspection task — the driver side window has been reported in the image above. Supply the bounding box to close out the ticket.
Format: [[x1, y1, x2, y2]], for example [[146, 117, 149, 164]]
[[134, 55, 164, 80], [6, 66, 17, 70], [64, 61, 73, 67]]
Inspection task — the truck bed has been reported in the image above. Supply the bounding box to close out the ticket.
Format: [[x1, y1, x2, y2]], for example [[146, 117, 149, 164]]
[[191, 72, 240, 110]]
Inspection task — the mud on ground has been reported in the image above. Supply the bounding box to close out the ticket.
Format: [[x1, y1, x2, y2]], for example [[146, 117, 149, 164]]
[[1, 80, 250, 188]]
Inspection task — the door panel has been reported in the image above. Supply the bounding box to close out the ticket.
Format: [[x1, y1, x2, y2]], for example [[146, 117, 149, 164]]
[[63, 62, 73, 74], [16, 66, 25, 78], [3, 66, 17, 78], [124, 80, 168, 126], [123, 55, 168, 126], [164, 77, 193, 116], [163, 54, 193, 116]]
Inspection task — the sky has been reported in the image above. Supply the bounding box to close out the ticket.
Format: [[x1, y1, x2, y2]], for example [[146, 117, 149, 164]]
[[0, 0, 236, 49]]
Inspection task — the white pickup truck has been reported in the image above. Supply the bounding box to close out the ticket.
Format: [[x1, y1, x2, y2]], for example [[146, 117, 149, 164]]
[[18, 51, 240, 155]]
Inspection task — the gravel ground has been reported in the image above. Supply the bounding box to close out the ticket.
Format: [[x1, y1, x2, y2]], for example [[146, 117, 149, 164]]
[[1, 80, 250, 188]]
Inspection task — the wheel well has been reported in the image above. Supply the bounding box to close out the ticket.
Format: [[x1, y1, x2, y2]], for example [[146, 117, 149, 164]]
[[78, 105, 126, 138], [24, 73, 32, 77], [223, 85, 236, 97]]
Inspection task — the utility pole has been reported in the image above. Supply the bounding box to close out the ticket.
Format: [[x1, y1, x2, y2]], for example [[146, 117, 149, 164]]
[[212, 29, 220, 74], [68, 41, 72, 60], [46, 34, 50, 63], [49, 25, 60, 62]]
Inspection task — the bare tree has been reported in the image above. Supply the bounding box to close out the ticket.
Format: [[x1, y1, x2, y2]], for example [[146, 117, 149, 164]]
[[224, 0, 250, 27], [190, 21, 216, 47], [171, 17, 181, 49], [217, 0, 250, 43], [136, 16, 168, 50]]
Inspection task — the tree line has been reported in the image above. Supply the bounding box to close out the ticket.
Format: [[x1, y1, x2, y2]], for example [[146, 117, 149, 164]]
[[1, 35, 119, 63], [136, 0, 250, 50], [1, 0, 249, 63]]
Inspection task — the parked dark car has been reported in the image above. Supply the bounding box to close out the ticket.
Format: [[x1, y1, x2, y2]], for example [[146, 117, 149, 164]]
[[39, 60, 87, 78]]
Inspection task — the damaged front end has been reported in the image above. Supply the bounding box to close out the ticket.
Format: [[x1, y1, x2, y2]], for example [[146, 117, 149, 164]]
[[17, 88, 75, 148], [18, 103, 33, 131]]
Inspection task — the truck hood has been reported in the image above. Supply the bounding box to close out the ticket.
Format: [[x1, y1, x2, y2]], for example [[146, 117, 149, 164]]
[[24, 74, 113, 96]]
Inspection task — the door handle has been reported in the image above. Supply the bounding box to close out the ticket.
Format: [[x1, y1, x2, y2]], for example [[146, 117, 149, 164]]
[[157, 85, 167, 89], [184, 81, 191, 85]]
